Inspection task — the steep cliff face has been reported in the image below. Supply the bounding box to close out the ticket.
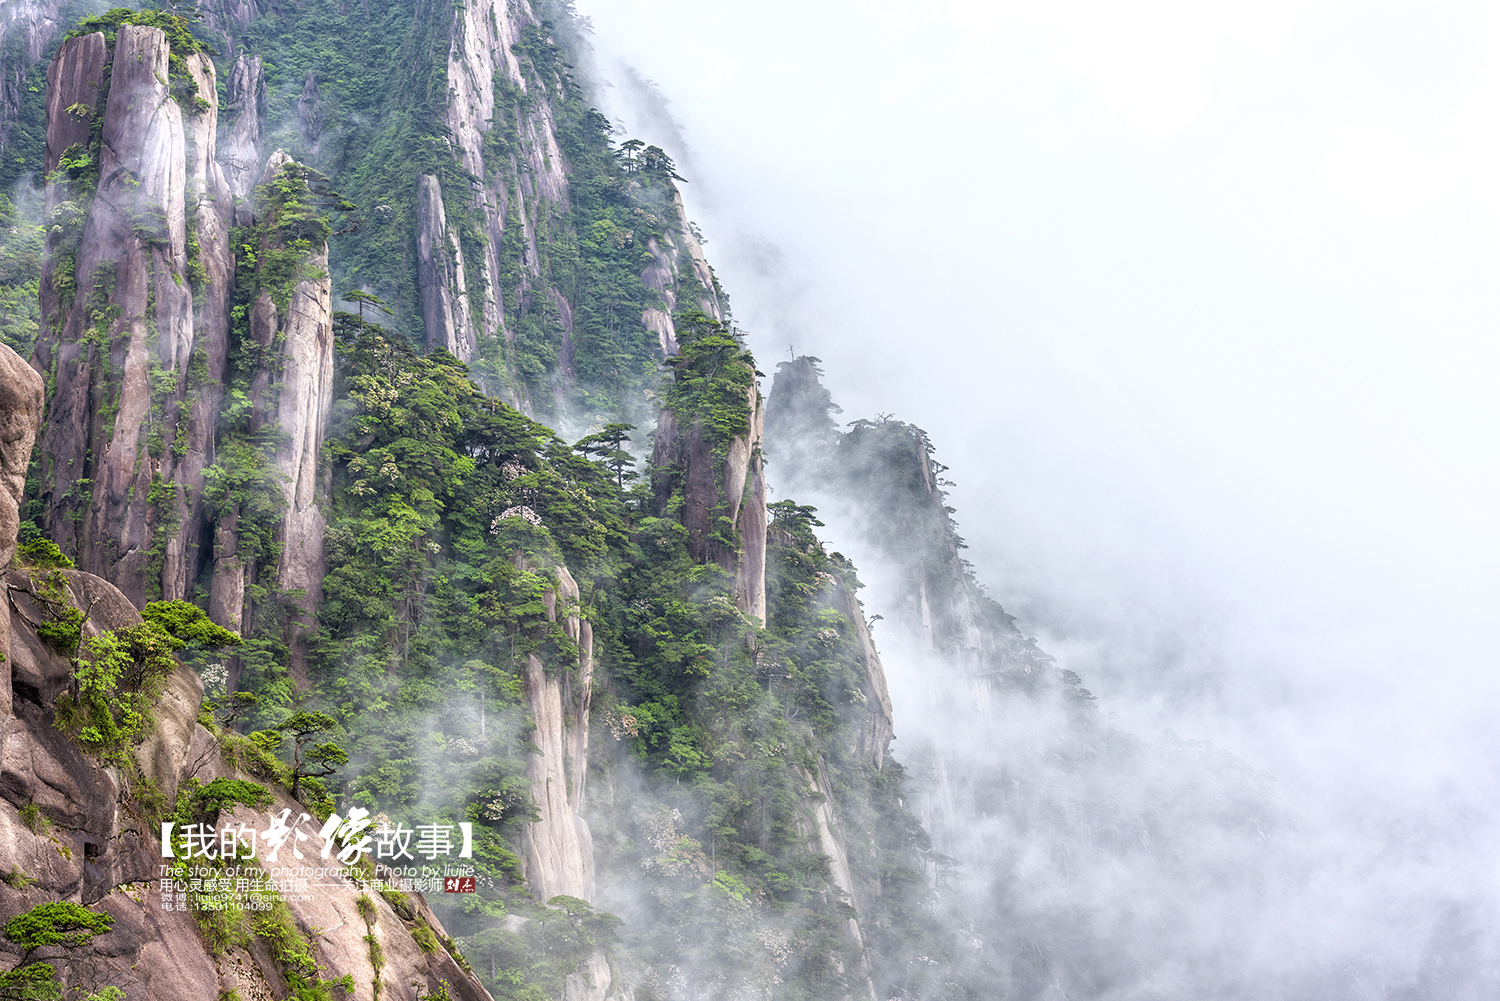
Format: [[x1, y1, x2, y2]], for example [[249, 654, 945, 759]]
[[296, 70, 322, 154], [416, 173, 477, 360], [267, 172, 334, 687], [31, 22, 332, 688], [765, 356, 1057, 693], [32, 24, 233, 610], [208, 150, 333, 686], [799, 760, 877, 1001], [3, 573, 201, 903], [651, 323, 767, 623], [422, 0, 722, 423], [519, 564, 596, 904], [638, 196, 726, 355], [833, 577, 894, 768], [0, 341, 44, 747], [197, 0, 259, 60], [446, 0, 553, 352], [0, 345, 43, 571], [221, 53, 265, 217], [668, 191, 724, 321], [0, 581, 491, 1000], [2, 338, 489, 999], [0, 0, 66, 159]]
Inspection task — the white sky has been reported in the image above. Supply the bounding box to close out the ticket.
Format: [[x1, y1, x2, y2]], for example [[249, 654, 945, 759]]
[[577, 0, 1500, 833]]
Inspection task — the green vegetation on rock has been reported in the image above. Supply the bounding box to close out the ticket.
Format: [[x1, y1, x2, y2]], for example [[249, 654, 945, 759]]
[[0, 3, 997, 999]]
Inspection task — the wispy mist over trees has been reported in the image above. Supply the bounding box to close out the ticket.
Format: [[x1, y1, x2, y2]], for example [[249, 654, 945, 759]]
[[0, 0, 1496, 999]]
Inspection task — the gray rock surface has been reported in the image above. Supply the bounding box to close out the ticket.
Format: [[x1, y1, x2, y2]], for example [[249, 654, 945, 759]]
[[835, 578, 894, 768], [222, 53, 266, 219], [274, 238, 333, 685], [297, 69, 322, 154], [33, 27, 232, 608], [520, 565, 597, 903], [39, 29, 104, 173], [205, 151, 332, 685], [650, 383, 768, 625], [0, 343, 43, 570], [416, 173, 476, 360]]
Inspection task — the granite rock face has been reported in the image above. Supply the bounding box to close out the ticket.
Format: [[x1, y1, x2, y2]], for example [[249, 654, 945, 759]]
[[33, 27, 334, 684], [651, 381, 768, 625], [519, 565, 597, 904], [221, 53, 266, 217], [441, 0, 562, 377], [32, 27, 233, 609], [0, 343, 43, 571], [416, 173, 477, 360], [205, 151, 333, 688]]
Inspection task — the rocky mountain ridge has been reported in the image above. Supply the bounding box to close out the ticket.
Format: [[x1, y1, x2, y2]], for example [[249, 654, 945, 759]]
[[0, 6, 969, 1001]]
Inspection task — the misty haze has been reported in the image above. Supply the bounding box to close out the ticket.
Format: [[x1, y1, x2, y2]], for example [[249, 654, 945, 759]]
[[0, 0, 1495, 999]]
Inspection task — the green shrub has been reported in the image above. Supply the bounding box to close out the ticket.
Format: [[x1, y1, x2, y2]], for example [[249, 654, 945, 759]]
[[0, 867, 36, 889], [18, 801, 46, 834], [411, 920, 438, 955], [14, 539, 72, 569], [141, 600, 242, 651], [0, 962, 62, 1000], [3, 901, 113, 956], [56, 621, 182, 763]]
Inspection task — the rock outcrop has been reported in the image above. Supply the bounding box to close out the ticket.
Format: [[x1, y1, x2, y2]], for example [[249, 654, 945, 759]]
[[515, 560, 631, 1001], [519, 565, 597, 903], [730, 388, 768, 624], [416, 173, 477, 360], [652, 377, 768, 625], [0, 572, 494, 998], [638, 209, 727, 359], [221, 53, 266, 215], [271, 231, 334, 687], [443, 0, 570, 359], [0, 344, 43, 571], [800, 761, 878, 1001], [834, 578, 894, 768], [765, 356, 1057, 696], [297, 69, 322, 155], [31, 26, 334, 689], [1, 563, 192, 902], [762, 355, 840, 476], [31, 25, 233, 610], [669, 191, 725, 320], [208, 150, 333, 687], [0, 340, 44, 759], [640, 240, 680, 356]]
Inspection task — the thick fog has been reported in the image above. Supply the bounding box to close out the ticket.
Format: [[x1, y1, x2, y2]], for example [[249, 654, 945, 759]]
[[578, 0, 1500, 993]]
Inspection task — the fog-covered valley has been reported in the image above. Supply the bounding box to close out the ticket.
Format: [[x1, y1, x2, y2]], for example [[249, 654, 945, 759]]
[[0, 0, 1496, 998], [586, 0, 1500, 996]]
